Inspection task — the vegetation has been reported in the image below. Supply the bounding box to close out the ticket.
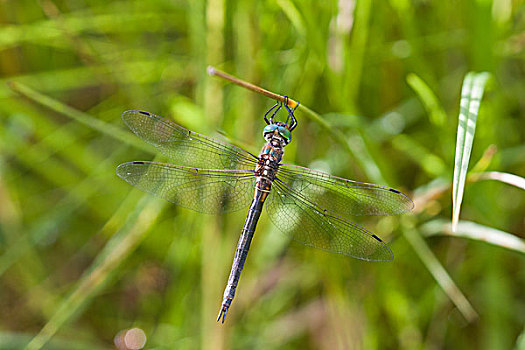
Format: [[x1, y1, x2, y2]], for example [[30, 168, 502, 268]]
[[0, 0, 524, 349]]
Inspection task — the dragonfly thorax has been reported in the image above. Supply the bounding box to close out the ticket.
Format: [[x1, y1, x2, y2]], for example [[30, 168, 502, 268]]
[[254, 143, 283, 182]]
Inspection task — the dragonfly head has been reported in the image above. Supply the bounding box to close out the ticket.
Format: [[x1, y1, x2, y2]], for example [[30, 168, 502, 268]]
[[263, 121, 292, 146], [262, 96, 299, 147]]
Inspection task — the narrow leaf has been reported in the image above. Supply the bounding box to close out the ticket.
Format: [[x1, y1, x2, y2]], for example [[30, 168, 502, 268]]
[[24, 196, 165, 350], [476, 171, 525, 190], [452, 72, 490, 232], [406, 73, 447, 127], [422, 219, 525, 255], [403, 227, 478, 322], [7, 81, 154, 154]]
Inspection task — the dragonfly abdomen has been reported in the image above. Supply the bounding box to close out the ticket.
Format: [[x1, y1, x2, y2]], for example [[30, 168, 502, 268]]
[[217, 183, 270, 323]]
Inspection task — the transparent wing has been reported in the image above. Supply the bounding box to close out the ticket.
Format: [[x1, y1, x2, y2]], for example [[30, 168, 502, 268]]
[[266, 178, 393, 261], [122, 110, 258, 170], [117, 161, 255, 214], [278, 164, 414, 218]]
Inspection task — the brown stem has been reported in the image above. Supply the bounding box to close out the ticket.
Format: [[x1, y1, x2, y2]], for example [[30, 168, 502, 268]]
[[207, 66, 299, 109]]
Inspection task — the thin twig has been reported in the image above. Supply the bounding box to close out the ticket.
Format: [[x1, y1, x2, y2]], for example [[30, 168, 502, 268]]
[[207, 66, 299, 109]]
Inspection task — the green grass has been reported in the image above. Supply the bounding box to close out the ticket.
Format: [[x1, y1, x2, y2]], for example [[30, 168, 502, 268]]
[[1, 0, 524, 349]]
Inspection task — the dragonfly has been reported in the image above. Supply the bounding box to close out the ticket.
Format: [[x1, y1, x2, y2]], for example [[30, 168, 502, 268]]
[[116, 98, 414, 323]]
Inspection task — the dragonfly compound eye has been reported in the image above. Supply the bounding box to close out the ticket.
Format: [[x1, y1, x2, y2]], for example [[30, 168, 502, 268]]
[[277, 126, 292, 144], [263, 125, 278, 139]]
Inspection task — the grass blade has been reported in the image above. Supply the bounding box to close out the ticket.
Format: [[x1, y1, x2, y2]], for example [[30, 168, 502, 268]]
[[403, 226, 478, 322], [406, 73, 447, 127], [24, 196, 165, 350], [475, 171, 525, 190], [422, 219, 525, 255], [452, 72, 491, 232], [0, 331, 107, 350], [7, 81, 153, 153]]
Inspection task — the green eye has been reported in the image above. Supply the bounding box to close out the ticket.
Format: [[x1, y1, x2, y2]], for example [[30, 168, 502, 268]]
[[263, 125, 278, 135], [278, 126, 292, 142]]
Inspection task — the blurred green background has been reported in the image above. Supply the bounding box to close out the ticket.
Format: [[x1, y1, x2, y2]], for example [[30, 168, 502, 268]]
[[1, 0, 524, 349]]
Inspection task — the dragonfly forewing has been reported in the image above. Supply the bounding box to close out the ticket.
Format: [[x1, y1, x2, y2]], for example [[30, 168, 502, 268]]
[[122, 110, 258, 171], [266, 178, 394, 261], [117, 161, 256, 214], [278, 164, 414, 218]]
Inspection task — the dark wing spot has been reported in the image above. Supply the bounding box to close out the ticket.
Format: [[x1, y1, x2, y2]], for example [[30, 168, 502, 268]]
[[372, 234, 383, 242], [389, 188, 401, 194], [132, 161, 145, 164], [138, 111, 150, 116]]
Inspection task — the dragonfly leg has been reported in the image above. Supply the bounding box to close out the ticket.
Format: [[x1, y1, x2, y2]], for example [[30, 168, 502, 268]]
[[283, 96, 299, 131], [264, 102, 281, 125]]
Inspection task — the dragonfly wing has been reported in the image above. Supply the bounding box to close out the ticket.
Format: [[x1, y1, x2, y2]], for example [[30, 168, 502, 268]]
[[117, 161, 255, 214], [266, 178, 393, 261], [278, 164, 414, 218], [122, 110, 258, 170]]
